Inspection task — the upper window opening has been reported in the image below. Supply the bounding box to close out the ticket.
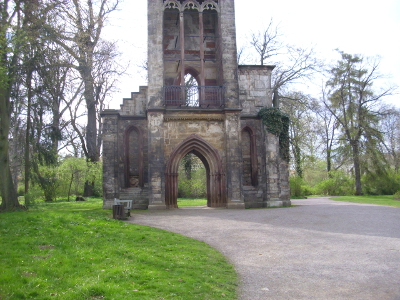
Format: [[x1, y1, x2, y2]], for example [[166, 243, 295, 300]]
[[184, 73, 199, 107]]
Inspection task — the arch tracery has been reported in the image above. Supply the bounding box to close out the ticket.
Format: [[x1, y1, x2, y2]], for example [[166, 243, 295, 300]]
[[164, 0, 219, 12]]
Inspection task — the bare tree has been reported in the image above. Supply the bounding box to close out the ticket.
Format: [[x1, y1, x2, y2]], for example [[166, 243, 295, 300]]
[[281, 92, 320, 178], [249, 19, 283, 66], [45, 0, 119, 162], [272, 46, 321, 95], [245, 19, 321, 98]]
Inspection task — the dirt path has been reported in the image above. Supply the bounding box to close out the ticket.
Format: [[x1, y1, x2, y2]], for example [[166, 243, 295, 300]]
[[128, 197, 400, 300]]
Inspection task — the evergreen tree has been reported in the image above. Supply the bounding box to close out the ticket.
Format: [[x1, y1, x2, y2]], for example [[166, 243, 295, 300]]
[[324, 51, 394, 195]]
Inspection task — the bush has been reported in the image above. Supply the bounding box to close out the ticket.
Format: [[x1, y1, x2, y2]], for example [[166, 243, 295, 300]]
[[362, 171, 400, 195], [22, 157, 103, 202], [314, 171, 354, 196], [35, 165, 60, 202], [290, 176, 313, 198], [57, 157, 103, 199], [23, 185, 43, 206], [393, 190, 400, 200]]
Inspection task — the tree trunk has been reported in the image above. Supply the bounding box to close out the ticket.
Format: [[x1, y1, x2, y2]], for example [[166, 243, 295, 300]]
[[51, 95, 60, 153], [351, 141, 363, 195], [0, 86, 21, 211], [293, 143, 303, 178], [25, 69, 32, 201], [326, 146, 332, 178], [83, 180, 94, 197], [81, 68, 99, 162]]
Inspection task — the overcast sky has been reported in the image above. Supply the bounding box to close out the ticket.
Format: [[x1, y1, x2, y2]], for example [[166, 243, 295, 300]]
[[104, 0, 400, 108]]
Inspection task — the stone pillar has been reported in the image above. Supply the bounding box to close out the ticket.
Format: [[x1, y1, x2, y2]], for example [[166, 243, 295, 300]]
[[101, 112, 119, 208], [279, 160, 291, 206], [199, 12, 205, 86], [264, 131, 282, 207], [147, 1, 166, 209], [147, 0, 164, 108], [179, 11, 185, 86], [147, 111, 166, 210], [225, 111, 245, 208], [219, 0, 239, 108]]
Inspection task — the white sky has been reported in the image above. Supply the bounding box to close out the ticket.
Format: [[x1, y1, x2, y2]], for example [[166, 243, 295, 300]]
[[104, 0, 400, 109]]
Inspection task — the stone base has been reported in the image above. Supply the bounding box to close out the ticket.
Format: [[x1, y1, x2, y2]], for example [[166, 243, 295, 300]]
[[227, 202, 245, 209], [245, 202, 264, 209], [267, 200, 292, 207], [267, 200, 283, 207], [132, 204, 149, 210], [282, 200, 292, 207], [148, 204, 167, 210]]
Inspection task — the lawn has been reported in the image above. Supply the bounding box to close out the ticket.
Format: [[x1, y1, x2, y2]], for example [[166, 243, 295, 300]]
[[332, 195, 400, 208], [0, 198, 237, 300], [177, 198, 207, 207]]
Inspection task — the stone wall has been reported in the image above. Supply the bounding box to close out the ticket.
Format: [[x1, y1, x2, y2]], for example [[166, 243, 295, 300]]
[[101, 0, 291, 209], [238, 65, 274, 115]]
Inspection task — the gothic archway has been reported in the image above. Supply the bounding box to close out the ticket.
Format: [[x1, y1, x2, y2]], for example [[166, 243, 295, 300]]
[[165, 134, 226, 208]]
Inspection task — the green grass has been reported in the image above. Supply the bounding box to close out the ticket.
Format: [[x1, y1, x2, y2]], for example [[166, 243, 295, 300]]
[[0, 198, 237, 300], [332, 195, 400, 208], [177, 198, 207, 207]]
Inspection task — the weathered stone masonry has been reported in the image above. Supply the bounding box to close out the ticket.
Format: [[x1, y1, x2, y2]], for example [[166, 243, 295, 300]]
[[101, 0, 290, 209]]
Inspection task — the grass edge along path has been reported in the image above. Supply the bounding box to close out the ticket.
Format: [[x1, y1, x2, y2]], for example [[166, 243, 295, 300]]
[[331, 195, 400, 208], [0, 198, 238, 300]]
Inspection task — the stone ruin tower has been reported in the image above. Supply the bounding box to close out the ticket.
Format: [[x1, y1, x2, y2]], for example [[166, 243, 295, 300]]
[[101, 0, 290, 209]]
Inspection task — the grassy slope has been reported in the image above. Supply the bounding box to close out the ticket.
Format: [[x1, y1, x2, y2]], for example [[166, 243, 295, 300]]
[[332, 195, 400, 208], [0, 198, 237, 300]]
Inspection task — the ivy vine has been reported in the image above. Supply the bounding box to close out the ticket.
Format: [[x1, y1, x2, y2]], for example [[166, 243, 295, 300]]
[[258, 107, 290, 162]]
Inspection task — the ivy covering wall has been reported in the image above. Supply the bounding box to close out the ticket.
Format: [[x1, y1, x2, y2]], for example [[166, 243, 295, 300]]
[[258, 107, 290, 161]]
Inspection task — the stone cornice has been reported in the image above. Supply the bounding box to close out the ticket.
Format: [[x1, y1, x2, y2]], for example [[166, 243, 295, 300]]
[[164, 114, 225, 122]]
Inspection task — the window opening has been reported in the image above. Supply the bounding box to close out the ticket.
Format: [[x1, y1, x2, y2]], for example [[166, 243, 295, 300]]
[[184, 73, 199, 106]]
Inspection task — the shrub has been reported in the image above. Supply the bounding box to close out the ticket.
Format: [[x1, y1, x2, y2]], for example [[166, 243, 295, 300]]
[[290, 176, 313, 198], [314, 171, 354, 196], [362, 171, 400, 195], [23, 185, 43, 206]]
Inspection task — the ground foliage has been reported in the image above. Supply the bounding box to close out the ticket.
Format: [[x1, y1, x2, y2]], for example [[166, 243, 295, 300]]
[[258, 107, 290, 161], [0, 198, 237, 300]]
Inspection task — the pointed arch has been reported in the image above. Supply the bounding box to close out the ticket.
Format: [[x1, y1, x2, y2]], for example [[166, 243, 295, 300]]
[[124, 125, 144, 188], [174, 66, 201, 86], [242, 126, 258, 187], [165, 134, 226, 208]]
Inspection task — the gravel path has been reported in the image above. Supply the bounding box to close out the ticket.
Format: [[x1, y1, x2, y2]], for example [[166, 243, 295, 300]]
[[128, 197, 400, 300]]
